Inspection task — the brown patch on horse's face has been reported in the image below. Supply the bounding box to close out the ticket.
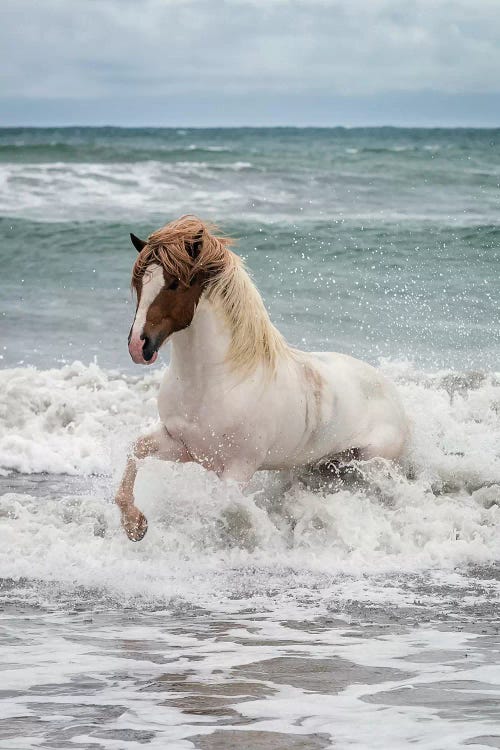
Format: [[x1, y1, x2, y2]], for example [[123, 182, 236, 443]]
[[145, 270, 206, 342], [129, 267, 207, 364]]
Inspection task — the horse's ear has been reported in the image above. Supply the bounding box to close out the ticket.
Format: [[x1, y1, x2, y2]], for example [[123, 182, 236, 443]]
[[130, 233, 147, 253], [186, 230, 203, 260]]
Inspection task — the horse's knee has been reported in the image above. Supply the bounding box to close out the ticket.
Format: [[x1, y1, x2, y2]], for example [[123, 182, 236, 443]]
[[132, 434, 159, 460]]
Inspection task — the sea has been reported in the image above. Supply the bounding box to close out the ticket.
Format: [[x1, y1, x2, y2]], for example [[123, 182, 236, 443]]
[[0, 126, 499, 750]]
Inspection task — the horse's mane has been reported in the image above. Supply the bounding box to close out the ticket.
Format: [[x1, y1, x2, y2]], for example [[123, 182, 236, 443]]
[[132, 215, 290, 374]]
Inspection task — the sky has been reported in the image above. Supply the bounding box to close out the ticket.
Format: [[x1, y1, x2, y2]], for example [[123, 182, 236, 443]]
[[1, 0, 500, 127]]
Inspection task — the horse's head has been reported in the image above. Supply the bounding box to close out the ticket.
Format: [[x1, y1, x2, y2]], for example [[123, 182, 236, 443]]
[[128, 220, 208, 365]]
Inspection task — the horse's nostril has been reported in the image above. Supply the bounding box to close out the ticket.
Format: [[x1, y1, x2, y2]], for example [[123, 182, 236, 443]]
[[141, 335, 156, 362]]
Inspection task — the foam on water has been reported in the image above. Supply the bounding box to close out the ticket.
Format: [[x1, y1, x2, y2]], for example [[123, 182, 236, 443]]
[[1, 361, 499, 613], [0, 162, 251, 222], [1, 153, 499, 224], [2, 606, 498, 750], [0, 362, 159, 474]]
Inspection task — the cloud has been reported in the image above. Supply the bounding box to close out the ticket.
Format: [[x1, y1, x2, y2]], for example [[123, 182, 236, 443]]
[[1, 0, 500, 124]]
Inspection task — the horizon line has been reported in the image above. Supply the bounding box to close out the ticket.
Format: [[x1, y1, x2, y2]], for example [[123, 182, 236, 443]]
[[1, 123, 500, 130]]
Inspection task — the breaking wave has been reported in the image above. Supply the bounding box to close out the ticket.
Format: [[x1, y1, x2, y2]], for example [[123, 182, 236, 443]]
[[1, 360, 500, 611]]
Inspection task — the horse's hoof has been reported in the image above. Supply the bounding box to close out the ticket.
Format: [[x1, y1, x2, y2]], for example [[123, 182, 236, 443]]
[[122, 510, 148, 542]]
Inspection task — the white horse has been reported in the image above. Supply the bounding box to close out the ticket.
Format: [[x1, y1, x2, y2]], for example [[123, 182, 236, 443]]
[[116, 216, 409, 540]]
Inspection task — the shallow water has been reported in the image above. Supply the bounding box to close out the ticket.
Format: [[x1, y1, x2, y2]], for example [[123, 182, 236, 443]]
[[1, 463, 500, 750], [2, 590, 500, 750], [1, 127, 500, 748]]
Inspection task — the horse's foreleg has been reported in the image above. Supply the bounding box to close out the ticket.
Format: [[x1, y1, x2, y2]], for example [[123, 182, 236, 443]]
[[115, 427, 189, 542]]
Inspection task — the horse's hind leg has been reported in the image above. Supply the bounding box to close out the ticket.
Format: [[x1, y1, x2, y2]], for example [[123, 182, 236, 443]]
[[115, 427, 189, 541], [360, 424, 407, 461], [320, 448, 362, 478]]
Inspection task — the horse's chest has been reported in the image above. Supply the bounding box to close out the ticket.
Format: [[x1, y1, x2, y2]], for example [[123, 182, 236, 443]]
[[163, 414, 237, 471]]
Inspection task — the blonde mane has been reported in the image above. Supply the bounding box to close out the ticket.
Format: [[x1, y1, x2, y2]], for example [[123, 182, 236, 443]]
[[132, 215, 290, 373]]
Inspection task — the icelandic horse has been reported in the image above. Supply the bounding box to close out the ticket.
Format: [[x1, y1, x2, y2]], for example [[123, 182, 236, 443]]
[[116, 216, 408, 540]]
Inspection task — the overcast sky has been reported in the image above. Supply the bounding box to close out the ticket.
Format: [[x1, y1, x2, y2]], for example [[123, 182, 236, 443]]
[[1, 0, 500, 126]]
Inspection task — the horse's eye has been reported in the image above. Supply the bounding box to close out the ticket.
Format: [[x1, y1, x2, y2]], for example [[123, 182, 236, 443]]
[[168, 278, 179, 291]]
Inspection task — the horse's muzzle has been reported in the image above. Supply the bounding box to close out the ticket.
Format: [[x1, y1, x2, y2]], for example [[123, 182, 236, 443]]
[[128, 334, 158, 365]]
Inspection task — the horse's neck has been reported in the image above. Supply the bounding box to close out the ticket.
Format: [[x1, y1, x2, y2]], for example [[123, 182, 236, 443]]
[[169, 297, 232, 384]]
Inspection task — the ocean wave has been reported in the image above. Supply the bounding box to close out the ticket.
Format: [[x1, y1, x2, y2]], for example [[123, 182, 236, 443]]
[[0, 360, 499, 608], [1, 159, 498, 225], [347, 145, 421, 154], [187, 143, 232, 152], [1, 460, 499, 612], [0, 361, 160, 474], [0, 161, 261, 221], [342, 144, 447, 156], [2, 360, 499, 482], [0, 142, 234, 164]]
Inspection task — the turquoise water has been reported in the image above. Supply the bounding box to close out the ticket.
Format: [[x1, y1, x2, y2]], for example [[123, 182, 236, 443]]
[[1, 126, 499, 370]]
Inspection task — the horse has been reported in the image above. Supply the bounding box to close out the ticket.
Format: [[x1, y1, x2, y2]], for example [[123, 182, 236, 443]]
[[115, 215, 409, 541]]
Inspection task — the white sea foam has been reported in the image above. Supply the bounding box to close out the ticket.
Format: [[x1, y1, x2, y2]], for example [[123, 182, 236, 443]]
[[187, 144, 231, 152], [1, 160, 499, 225], [1, 361, 499, 611], [0, 361, 160, 474], [0, 162, 250, 222]]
